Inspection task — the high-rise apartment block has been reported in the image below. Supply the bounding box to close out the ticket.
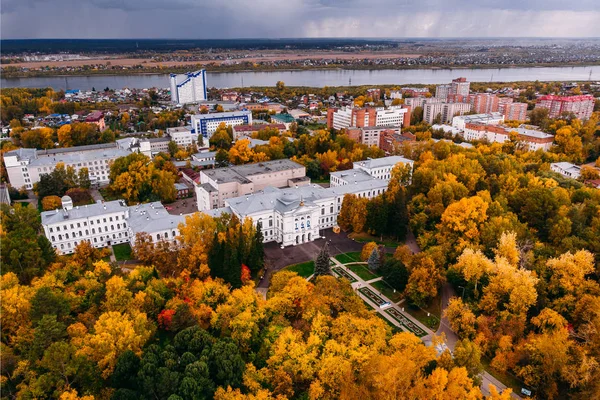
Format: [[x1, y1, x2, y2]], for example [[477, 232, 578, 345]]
[[535, 95, 595, 120], [326, 106, 408, 131], [473, 93, 499, 114], [170, 70, 207, 104], [423, 102, 471, 124], [451, 77, 470, 97]]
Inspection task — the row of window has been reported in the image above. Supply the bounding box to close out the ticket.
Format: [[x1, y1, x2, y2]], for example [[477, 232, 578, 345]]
[[50, 223, 126, 241], [53, 233, 126, 251], [49, 215, 123, 233]]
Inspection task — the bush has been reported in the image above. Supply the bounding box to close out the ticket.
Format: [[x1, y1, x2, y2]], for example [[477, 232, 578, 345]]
[[361, 241, 378, 261], [65, 188, 93, 206], [41, 195, 62, 211], [381, 258, 409, 292]]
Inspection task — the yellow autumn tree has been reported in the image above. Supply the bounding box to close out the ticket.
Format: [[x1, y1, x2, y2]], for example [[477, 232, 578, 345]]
[[77, 311, 154, 378], [444, 297, 477, 339], [450, 249, 493, 295], [176, 213, 218, 278], [229, 139, 256, 165], [361, 242, 378, 261], [436, 195, 489, 257]]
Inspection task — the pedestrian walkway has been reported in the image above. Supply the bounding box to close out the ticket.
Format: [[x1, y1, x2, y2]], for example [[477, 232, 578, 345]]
[[366, 276, 383, 284], [330, 257, 433, 337]]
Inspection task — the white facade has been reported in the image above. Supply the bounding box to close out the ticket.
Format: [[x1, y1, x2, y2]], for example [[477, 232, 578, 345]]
[[41, 198, 190, 255], [195, 159, 308, 211], [191, 111, 252, 140], [225, 180, 390, 247], [4, 145, 130, 190], [352, 155, 414, 181], [331, 107, 353, 130], [452, 113, 505, 130], [41, 198, 130, 254], [166, 126, 194, 147], [375, 107, 407, 127], [551, 162, 581, 180], [170, 70, 207, 104]]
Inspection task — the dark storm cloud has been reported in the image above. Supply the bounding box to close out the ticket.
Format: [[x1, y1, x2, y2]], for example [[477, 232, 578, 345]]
[[1, 0, 599, 39]]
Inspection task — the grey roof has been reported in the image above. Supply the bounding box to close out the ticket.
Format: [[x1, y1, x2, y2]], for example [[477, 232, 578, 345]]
[[199, 183, 218, 192], [353, 155, 414, 170], [41, 200, 128, 225], [127, 202, 188, 235], [227, 179, 389, 216], [30, 148, 131, 167], [455, 113, 504, 123], [38, 143, 117, 155], [203, 206, 232, 218], [192, 151, 217, 160], [515, 126, 554, 139], [330, 169, 375, 183], [248, 138, 269, 148], [148, 137, 170, 143], [4, 148, 37, 161], [175, 183, 189, 190], [201, 159, 303, 185]]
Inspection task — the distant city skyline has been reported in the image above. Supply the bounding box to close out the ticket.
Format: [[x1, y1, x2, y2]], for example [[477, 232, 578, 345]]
[[2, 0, 600, 39]]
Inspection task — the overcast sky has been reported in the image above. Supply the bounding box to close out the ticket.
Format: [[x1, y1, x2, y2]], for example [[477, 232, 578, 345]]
[[2, 0, 600, 39]]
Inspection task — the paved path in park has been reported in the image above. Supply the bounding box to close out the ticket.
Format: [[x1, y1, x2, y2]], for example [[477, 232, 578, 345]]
[[330, 257, 433, 337], [405, 233, 521, 399]]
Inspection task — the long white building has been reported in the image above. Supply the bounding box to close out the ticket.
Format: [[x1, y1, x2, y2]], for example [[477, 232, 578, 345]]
[[40, 196, 191, 255], [195, 159, 309, 211], [219, 155, 412, 247], [4, 144, 130, 190], [40, 155, 413, 252], [191, 111, 252, 140], [170, 70, 207, 104], [225, 180, 389, 247]]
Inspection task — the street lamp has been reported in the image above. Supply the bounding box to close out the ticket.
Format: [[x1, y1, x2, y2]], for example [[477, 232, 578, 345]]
[[458, 286, 466, 299]]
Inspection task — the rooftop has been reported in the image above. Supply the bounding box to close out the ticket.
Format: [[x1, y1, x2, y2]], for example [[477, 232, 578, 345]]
[[30, 148, 131, 167], [201, 159, 304, 185], [41, 200, 128, 225], [271, 114, 296, 123], [353, 155, 414, 170], [330, 169, 375, 184], [227, 179, 389, 216], [127, 202, 188, 236]]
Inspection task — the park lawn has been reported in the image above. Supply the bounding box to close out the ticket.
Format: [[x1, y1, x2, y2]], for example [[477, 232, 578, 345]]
[[371, 280, 403, 303], [285, 261, 315, 278], [404, 294, 442, 331], [112, 243, 133, 261], [347, 263, 379, 281], [349, 232, 402, 247], [335, 252, 362, 264]]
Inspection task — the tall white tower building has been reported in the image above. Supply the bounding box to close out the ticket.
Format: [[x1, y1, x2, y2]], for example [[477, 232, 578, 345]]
[[169, 70, 207, 104]]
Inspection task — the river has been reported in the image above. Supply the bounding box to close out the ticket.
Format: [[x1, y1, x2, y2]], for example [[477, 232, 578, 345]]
[[2, 66, 599, 90]]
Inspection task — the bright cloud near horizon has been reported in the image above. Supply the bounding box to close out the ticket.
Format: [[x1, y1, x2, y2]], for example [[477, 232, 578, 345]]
[[1, 0, 599, 39]]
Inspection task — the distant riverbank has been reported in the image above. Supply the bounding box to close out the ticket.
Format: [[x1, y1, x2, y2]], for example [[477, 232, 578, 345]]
[[2, 65, 600, 90], [2, 61, 600, 79]]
